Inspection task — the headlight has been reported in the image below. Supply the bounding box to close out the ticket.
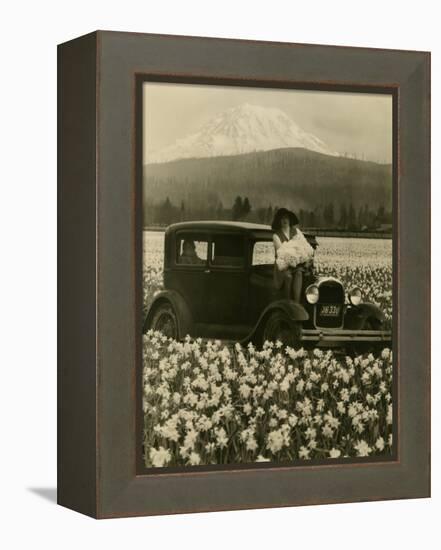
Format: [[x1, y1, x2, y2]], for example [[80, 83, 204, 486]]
[[349, 287, 362, 306], [306, 284, 319, 304]]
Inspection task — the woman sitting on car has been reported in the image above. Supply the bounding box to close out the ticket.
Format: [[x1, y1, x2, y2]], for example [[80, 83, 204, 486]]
[[271, 208, 314, 303]]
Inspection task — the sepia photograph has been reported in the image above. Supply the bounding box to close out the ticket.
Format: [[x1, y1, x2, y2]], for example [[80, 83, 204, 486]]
[[140, 82, 394, 469]]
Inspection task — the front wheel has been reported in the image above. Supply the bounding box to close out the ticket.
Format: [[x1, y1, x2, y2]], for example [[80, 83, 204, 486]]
[[149, 302, 178, 339], [262, 311, 302, 348], [349, 317, 384, 357]]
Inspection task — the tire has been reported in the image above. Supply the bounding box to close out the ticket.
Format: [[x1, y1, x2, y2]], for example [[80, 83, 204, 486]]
[[149, 302, 178, 340], [262, 310, 302, 348], [349, 317, 383, 357]]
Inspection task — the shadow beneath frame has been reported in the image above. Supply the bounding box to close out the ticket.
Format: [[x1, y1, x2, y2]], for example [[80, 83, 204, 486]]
[[28, 487, 57, 504]]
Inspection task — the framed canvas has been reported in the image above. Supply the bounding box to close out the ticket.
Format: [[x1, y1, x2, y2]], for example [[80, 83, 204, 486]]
[[58, 31, 430, 518]]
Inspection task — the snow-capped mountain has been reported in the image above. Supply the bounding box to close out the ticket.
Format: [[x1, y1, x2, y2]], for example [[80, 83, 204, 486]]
[[147, 103, 338, 164]]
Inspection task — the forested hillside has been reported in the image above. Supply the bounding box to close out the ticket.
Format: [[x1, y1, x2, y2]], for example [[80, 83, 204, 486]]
[[143, 147, 392, 229]]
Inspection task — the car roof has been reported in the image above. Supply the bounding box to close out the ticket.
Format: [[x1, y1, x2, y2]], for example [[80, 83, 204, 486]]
[[166, 220, 274, 239]]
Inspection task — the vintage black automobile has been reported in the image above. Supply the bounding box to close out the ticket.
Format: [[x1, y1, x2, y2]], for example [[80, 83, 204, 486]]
[[143, 221, 391, 350]]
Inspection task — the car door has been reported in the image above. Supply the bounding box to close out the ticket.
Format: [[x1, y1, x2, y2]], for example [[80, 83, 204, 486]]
[[205, 232, 249, 328], [167, 231, 211, 324]]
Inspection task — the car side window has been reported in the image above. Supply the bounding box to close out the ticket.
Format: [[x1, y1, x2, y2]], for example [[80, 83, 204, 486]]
[[252, 241, 275, 266], [176, 235, 208, 266], [211, 235, 244, 268]]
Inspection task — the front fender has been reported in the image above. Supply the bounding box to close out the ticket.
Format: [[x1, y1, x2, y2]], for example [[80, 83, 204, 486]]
[[265, 299, 309, 322], [344, 302, 385, 330], [143, 290, 194, 338], [244, 299, 309, 344]]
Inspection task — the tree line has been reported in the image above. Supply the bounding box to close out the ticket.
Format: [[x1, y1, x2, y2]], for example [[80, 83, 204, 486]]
[[144, 195, 392, 231]]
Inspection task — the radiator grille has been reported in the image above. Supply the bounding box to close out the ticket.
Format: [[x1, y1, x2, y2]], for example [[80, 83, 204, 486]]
[[315, 280, 345, 328]]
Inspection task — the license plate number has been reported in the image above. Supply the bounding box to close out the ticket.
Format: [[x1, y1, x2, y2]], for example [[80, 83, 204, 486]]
[[319, 304, 341, 317]]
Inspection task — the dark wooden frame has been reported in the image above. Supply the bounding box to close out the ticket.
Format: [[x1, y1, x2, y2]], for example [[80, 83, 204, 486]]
[[58, 30, 430, 518]]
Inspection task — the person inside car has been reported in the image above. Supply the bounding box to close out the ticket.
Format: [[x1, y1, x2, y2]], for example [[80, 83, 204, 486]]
[[179, 239, 204, 265]]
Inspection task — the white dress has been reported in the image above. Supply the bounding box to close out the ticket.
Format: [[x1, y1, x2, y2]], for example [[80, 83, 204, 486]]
[[274, 229, 314, 271]]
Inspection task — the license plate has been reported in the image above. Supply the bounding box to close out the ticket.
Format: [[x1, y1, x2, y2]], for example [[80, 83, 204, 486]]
[[319, 304, 341, 317]]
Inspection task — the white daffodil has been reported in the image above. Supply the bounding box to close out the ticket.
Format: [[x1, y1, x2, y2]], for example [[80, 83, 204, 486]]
[[150, 446, 171, 468], [354, 440, 371, 457], [387, 404, 393, 425], [188, 452, 201, 466], [256, 455, 271, 462], [329, 448, 341, 458], [299, 446, 310, 459], [322, 424, 334, 438], [375, 436, 385, 451], [266, 429, 285, 454]]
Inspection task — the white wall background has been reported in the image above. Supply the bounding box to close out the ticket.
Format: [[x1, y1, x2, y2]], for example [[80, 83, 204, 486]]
[[0, 0, 438, 547]]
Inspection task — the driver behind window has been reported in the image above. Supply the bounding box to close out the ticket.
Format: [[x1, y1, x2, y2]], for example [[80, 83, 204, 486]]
[[179, 239, 204, 265]]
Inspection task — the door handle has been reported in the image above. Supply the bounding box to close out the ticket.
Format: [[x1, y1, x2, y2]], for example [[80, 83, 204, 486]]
[[204, 269, 211, 274]]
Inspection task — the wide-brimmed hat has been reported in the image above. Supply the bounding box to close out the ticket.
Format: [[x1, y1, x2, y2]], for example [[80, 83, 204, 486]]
[[271, 208, 299, 231]]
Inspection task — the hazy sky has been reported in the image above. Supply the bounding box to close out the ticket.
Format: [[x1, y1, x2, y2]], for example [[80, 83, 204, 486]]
[[143, 82, 393, 164]]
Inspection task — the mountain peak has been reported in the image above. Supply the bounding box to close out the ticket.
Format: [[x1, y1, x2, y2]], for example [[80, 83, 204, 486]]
[[147, 103, 338, 164]]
